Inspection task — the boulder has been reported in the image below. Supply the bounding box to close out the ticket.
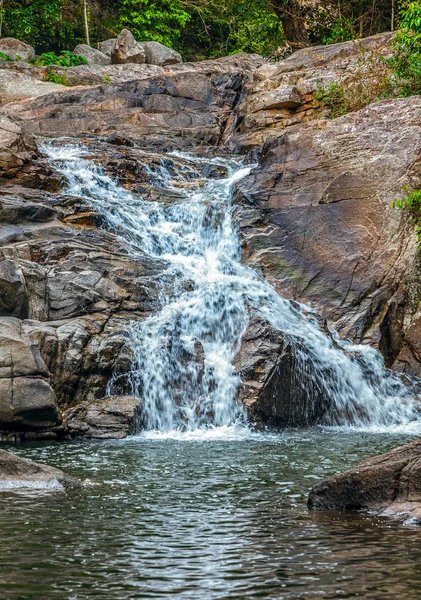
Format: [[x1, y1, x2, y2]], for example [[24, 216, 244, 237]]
[[308, 440, 421, 524], [0, 258, 28, 318], [235, 316, 332, 427], [111, 29, 146, 65], [73, 43, 111, 66], [0, 118, 36, 180], [0, 449, 78, 490], [0, 318, 59, 431], [98, 38, 116, 58], [0, 38, 35, 62], [63, 395, 141, 438], [0, 70, 65, 105], [143, 41, 182, 66]]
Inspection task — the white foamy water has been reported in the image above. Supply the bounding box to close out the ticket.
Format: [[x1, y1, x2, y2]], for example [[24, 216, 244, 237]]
[[44, 144, 421, 435]]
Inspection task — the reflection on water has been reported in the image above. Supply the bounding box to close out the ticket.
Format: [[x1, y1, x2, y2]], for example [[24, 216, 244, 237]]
[[1, 429, 421, 599]]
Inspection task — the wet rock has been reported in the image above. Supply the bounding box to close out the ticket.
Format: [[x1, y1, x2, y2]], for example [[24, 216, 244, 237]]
[[0, 38, 35, 62], [0, 449, 78, 490], [63, 395, 141, 438], [308, 440, 421, 523], [111, 29, 146, 65], [73, 44, 111, 66], [235, 316, 331, 426], [143, 41, 182, 66]]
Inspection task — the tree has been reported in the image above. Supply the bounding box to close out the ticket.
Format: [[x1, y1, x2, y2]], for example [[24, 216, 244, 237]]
[[83, 0, 90, 45]]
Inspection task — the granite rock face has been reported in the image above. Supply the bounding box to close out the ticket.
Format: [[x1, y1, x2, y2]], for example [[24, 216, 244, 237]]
[[0, 38, 35, 62]]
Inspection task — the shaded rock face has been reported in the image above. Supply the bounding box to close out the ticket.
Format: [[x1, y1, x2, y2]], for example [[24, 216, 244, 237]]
[[0, 449, 78, 490], [235, 316, 332, 427], [308, 440, 421, 524], [234, 97, 421, 375], [0, 318, 59, 432]]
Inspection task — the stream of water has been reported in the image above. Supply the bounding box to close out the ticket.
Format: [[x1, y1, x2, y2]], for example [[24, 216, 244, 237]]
[[2, 144, 418, 599], [44, 144, 420, 433]]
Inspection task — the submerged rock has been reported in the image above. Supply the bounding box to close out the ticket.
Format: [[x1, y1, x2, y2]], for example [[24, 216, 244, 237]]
[[308, 440, 421, 524], [0, 449, 78, 490]]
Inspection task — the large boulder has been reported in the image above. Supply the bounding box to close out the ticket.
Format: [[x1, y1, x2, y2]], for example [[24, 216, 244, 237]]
[[235, 316, 331, 426], [111, 29, 146, 65], [0, 38, 35, 62], [0, 70, 65, 105], [98, 38, 116, 58], [0, 318, 59, 432], [308, 440, 421, 524], [73, 43, 111, 66], [63, 395, 141, 439], [143, 41, 182, 66], [0, 450, 78, 490]]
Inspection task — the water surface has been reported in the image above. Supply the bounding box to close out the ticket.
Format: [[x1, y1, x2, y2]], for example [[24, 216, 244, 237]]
[[1, 429, 421, 599]]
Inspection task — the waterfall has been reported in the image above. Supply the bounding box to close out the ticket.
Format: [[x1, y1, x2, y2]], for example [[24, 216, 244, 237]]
[[44, 144, 420, 433]]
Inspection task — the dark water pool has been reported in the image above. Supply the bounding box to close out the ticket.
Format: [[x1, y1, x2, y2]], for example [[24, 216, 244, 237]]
[[1, 429, 421, 599]]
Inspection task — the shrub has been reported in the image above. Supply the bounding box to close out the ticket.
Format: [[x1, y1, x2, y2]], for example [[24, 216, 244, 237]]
[[44, 70, 69, 85], [32, 51, 88, 67], [314, 48, 394, 118], [392, 187, 421, 242]]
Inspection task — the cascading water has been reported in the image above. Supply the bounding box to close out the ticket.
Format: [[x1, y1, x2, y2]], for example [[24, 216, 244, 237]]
[[44, 143, 421, 433]]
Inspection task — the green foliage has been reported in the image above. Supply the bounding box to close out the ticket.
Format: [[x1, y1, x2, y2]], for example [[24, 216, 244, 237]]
[[118, 0, 190, 48], [314, 49, 394, 118], [393, 186, 421, 241], [43, 69, 69, 85], [33, 51, 88, 67], [0, 52, 12, 62], [389, 1, 421, 96], [103, 75, 112, 83]]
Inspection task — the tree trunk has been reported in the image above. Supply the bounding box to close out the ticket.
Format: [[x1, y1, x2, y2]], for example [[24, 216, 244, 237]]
[[280, 0, 310, 49], [83, 0, 90, 46]]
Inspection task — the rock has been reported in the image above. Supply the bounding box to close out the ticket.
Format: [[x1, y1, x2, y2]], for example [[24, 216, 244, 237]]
[[235, 315, 331, 427], [111, 29, 146, 65], [0, 118, 36, 180], [234, 96, 421, 364], [308, 440, 421, 523], [0, 449, 78, 490], [1, 55, 263, 150], [73, 44, 111, 66], [0, 258, 28, 318], [0, 70, 65, 105], [0, 38, 35, 62], [98, 38, 116, 58], [63, 395, 141, 438], [0, 317, 59, 432], [143, 41, 182, 66]]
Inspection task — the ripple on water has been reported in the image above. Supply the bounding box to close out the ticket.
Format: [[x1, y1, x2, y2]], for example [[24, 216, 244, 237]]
[[1, 429, 421, 599]]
